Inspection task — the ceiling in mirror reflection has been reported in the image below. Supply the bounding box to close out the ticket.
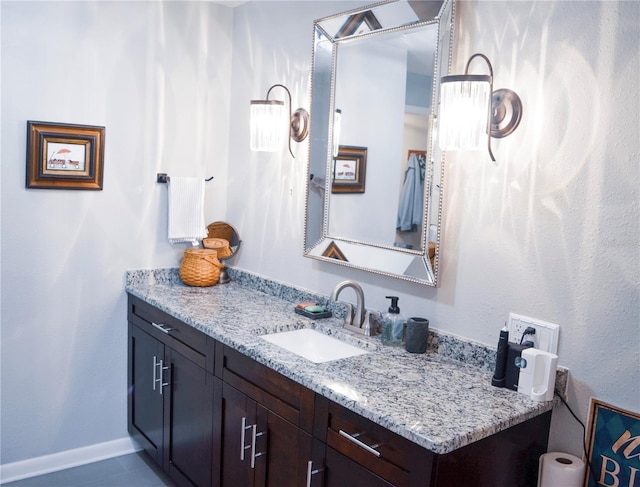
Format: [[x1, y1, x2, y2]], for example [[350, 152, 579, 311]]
[[317, 0, 445, 41]]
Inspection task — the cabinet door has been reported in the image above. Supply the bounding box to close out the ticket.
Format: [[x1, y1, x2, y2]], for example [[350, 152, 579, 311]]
[[128, 324, 164, 464], [165, 347, 214, 487], [256, 406, 313, 487], [218, 382, 314, 487], [219, 382, 257, 487], [325, 447, 395, 487]]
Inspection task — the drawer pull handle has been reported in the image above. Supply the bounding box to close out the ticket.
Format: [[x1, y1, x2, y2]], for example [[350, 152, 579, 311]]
[[240, 417, 253, 461], [306, 460, 324, 487], [339, 429, 382, 457], [250, 424, 267, 469], [153, 356, 158, 391], [152, 356, 168, 393], [152, 322, 174, 334], [154, 357, 169, 395]]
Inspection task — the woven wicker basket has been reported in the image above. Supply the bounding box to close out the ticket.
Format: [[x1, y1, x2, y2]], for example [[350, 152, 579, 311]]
[[202, 237, 232, 259], [179, 248, 223, 287]]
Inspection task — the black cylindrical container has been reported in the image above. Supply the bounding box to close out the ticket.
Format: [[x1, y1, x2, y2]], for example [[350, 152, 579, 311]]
[[405, 317, 429, 354], [491, 327, 509, 387]]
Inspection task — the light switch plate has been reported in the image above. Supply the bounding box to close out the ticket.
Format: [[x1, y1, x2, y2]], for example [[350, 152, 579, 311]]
[[507, 312, 559, 355]]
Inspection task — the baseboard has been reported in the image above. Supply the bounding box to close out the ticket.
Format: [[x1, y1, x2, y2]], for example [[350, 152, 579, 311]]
[[0, 437, 142, 484]]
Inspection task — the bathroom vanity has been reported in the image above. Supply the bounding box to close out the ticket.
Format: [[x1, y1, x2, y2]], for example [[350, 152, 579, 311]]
[[126, 269, 554, 487]]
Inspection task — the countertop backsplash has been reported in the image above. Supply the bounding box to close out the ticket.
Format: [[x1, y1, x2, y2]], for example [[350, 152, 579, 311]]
[[124, 266, 567, 390]]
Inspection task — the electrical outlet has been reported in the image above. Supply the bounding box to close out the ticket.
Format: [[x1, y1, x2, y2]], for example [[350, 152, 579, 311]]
[[507, 313, 560, 355]]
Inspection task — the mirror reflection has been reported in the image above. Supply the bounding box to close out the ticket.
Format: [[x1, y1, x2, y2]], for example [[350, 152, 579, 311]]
[[304, 0, 454, 286], [204, 221, 241, 284], [328, 25, 437, 252]]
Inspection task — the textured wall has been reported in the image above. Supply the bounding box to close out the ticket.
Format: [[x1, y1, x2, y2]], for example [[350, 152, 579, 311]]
[[226, 0, 639, 456], [1, 0, 637, 468], [0, 1, 233, 464]]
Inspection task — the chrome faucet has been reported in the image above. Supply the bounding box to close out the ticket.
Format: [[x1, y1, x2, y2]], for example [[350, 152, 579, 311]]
[[330, 280, 374, 336]]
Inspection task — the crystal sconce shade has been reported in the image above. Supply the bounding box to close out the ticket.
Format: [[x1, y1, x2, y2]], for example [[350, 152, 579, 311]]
[[250, 100, 285, 152], [250, 84, 309, 158], [439, 74, 492, 152], [439, 53, 522, 162], [332, 108, 342, 158]]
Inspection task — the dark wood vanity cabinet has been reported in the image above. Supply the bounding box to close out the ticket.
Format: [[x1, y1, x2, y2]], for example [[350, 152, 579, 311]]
[[127, 295, 551, 487], [127, 296, 215, 487], [214, 343, 316, 487], [313, 395, 551, 487]]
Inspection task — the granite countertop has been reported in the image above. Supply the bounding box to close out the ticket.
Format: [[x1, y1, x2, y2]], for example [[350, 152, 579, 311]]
[[125, 268, 558, 455]]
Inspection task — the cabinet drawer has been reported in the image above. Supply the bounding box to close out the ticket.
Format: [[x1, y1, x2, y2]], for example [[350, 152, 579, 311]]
[[216, 344, 315, 433], [325, 401, 433, 487], [325, 446, 396, 487], [128, 295, 210, 370]]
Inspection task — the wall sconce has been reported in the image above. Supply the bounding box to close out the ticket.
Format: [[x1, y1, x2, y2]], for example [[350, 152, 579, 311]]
[[438, 53, 522, 162], [250, 84, 310, 158], [332, 108, 342, 158]]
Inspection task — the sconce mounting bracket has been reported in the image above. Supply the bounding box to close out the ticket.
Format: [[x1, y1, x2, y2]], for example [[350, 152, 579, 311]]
[[291, 108, 310, 143], [490, 88, 522, 139]]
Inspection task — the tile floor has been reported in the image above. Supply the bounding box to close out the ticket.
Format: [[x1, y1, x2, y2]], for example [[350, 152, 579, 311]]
[[2, 452, 176, 487]]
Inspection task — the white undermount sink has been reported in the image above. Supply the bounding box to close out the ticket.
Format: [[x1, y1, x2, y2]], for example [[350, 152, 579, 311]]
[[260, 328, 368, 363]]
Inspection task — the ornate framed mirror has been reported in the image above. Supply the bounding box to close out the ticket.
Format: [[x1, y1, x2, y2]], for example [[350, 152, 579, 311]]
[[303, 0, 455, 286]]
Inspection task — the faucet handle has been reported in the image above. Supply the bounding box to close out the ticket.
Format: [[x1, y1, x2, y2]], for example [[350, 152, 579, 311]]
[[362, 311, 380, 337], [342, 303, 354, 327]]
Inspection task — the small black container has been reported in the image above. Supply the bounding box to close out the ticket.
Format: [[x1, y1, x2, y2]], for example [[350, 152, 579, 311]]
[[405, 317, 429, 354]]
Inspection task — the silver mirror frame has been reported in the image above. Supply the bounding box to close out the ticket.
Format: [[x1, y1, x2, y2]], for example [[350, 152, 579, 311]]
[[303, 0, 455, 287]]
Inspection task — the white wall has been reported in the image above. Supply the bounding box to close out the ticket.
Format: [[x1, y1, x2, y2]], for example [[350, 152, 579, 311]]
[[330, 40, 406, 245], [0, 0, 233, 465], [1, 0, 638, 469], [227, 0, 639, 457]]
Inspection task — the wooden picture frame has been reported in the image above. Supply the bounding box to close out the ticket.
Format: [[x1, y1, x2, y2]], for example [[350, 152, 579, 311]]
[[26, 121, 105, 190], [331, 145, 367, 194]]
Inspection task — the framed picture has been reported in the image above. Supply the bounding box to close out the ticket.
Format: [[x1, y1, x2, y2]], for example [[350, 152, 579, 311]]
[[26, 121, 105, 190], [322, 241, 348, 261], [331, 145, 367, 194], [584, 398, 640, 487]]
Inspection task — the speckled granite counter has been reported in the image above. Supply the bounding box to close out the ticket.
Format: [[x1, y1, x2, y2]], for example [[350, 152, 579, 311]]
[[125, 268, 560, 455]]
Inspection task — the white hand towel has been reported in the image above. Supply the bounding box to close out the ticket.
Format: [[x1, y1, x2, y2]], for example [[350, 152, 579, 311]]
[[167, 177, 207, 245]]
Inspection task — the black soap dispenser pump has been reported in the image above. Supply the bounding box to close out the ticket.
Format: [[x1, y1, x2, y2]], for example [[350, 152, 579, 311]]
[[381, 296, 405, 346]]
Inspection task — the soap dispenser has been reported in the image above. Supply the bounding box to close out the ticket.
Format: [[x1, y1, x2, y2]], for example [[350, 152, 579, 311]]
[[381, 296, 405, 346]]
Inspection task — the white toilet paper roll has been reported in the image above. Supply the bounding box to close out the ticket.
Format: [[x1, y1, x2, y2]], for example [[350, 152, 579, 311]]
[[538, 452, 586, 487]]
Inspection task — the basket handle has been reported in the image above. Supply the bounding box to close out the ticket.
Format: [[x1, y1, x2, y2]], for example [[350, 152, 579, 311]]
[[201, 255, 224, 268]]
